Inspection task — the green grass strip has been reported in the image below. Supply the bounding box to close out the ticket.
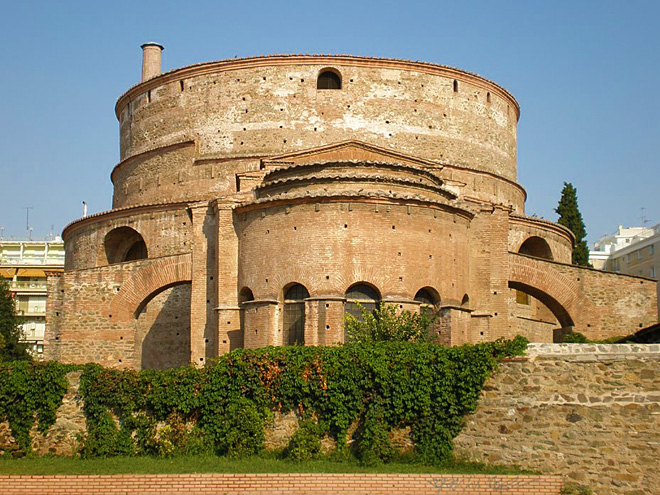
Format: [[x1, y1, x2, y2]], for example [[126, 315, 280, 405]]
[[0, 455, 534, 476]]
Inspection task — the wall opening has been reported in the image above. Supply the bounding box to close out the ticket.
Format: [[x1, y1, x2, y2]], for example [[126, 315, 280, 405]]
[[519, 236, 554, 260], [239, 287, 255, 303], [345, 283, 381, 322], [414, 287, 440, 308], [283, 283, 309, 345], [509, 281, 574, 334], [136, 282, 191, 369], [317, 69, 342, 90], [104, 227, 148, 264]]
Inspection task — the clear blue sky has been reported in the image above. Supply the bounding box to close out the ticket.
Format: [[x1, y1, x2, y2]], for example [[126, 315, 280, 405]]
[[0, 0, 658, 245]]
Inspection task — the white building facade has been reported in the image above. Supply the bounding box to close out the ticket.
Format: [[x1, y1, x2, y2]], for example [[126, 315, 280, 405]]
[[0, 239, 65, 356], [589, 225, 659, 304]]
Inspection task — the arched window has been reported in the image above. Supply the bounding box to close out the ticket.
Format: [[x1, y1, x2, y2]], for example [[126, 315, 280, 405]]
[[317, 69, 341, 90], [415, 287, 441, 341], [283, 284, 309, 345], [519, 236, 554, 260], [461, 294, 470, 307], [414, 288, 437, 306], [415, 287, 439, 314], [345, 284, 380, 321], [104, 227, 148, 264]]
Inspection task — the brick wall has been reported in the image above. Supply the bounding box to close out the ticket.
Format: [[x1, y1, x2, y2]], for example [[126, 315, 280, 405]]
[[0, 473, 562, 495], [45, 254, 192, 368], [509, 253, 658, 339]]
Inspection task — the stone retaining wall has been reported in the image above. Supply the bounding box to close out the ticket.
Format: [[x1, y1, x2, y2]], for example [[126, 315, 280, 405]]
[[455, 343, 660, 495]]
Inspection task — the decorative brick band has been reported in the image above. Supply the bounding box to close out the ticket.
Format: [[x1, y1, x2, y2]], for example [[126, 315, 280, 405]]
[[0, 473, 563, 495]]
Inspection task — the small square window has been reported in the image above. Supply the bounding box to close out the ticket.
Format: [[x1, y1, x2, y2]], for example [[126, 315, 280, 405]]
[[650, 245, 655, 255]]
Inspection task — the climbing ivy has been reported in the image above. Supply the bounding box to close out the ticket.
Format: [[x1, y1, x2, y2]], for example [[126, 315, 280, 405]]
[[77, 337, 527, 464], [0, 361, 71, 453]]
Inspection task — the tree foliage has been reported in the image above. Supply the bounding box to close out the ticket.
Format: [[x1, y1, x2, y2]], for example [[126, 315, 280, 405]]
[[344, 303, 435, 344], [555, 182, 591, 267], [0, 279, 30, 362]]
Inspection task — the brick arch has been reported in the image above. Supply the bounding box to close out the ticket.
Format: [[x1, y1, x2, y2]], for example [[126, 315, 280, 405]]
[[508, 253, 592, 328], [109, 254, 193, 321]]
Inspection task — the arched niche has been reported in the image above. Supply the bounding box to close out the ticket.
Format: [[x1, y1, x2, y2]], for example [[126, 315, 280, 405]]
[[135, 282, 191, 369], [414, 287, 440, 307], [104, 226, 148, 264], [518, 236, 554, 261], [345, 283, 381, 321]]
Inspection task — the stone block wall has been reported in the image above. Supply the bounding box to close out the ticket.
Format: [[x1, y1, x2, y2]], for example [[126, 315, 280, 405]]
[[455, 343, 660, 495]]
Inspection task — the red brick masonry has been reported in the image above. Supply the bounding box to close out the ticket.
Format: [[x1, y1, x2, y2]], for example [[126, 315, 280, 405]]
[[0, 473, 562, 494]]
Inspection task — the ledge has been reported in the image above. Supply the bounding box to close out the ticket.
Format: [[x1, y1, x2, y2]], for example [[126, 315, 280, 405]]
[[525, 343, 660, 360]]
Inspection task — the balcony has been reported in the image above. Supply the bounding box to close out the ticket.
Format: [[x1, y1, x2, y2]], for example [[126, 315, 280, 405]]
[[9, 280, 48, 291]]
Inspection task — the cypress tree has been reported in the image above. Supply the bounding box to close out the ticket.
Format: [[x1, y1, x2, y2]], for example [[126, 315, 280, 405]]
[[555, 182, 591, 267], [0, 279, 30, 362]]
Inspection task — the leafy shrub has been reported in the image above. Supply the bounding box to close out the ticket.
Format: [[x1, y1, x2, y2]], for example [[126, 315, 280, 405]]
[[0, 279, 31, 363], [561, 332, 589, 343], [344, 303, 435, 344], [353, 404, 394, 465], [208, 398, 265, 457], [561, 483, 593, 495], [284, 418, 324, 461]]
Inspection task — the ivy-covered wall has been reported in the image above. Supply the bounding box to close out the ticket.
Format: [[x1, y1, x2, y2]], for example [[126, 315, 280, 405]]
[[5, 342, 660, 495], [0, 340, 525, 463]]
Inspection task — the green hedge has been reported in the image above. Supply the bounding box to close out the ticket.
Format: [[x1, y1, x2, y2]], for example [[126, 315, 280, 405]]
[[0, 338, 527, 463]]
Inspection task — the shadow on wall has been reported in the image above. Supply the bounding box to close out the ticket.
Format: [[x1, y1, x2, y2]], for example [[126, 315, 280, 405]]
[[136, 283, 192, 369]]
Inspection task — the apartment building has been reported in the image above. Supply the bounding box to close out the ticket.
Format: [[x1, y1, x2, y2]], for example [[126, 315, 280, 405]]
[[0, 238, 65, 356], [590, 224, 659, 302]]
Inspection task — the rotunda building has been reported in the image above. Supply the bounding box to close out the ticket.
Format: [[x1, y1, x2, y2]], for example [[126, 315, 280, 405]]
[[45, 45, 658, 369]]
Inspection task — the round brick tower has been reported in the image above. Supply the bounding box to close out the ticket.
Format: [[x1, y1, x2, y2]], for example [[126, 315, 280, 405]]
[[48, 47, 658, 370]]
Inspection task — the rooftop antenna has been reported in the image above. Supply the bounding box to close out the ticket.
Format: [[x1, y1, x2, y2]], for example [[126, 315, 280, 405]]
[[640, 207, 649, 226], [82, 201, 88, 217], [22, 206, 33, 235], [0, 227, 4, 240]]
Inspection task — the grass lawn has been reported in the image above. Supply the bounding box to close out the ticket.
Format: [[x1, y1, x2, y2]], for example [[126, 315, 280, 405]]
[[0, 455, 534, 476]]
